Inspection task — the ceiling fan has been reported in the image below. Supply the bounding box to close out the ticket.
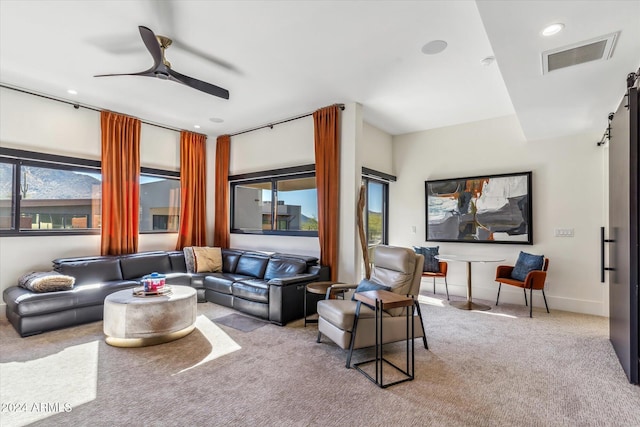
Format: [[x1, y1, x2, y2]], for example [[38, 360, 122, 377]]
[[95, 26, 229, 100]]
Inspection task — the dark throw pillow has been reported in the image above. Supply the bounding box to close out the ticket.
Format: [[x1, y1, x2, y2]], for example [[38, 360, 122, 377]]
[[511, 251, 545, 281], [413, 246, 440, 273], [351, 278, 391, 300]]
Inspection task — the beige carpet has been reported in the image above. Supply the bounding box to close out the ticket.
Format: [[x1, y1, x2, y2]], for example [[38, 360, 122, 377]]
[[1, 289, 639, 427]]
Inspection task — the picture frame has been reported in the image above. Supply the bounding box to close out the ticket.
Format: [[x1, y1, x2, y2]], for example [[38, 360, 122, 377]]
[[425, 171, 533, 244]]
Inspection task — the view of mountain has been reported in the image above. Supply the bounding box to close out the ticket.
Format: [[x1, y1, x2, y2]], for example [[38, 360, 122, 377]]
[[0, 166, 101, 199]]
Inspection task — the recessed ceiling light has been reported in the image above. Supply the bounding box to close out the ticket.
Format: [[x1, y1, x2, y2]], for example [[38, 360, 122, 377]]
[[542, 23, 564, 36], [481, 56, 495, 66], [209, 117, 224, 123], [67, 89, 77, 95], [194, 125, 201, 129], [421, 40, 448, 55]]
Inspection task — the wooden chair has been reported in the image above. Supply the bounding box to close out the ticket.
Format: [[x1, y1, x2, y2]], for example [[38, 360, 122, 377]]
[[422, 261, 449, 300], [495, 258, 550, 317]]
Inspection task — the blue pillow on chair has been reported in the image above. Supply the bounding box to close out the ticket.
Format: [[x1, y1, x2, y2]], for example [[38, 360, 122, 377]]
[[511, 251, 544, 281], [351, 279, 391, 300], [413, 246, 440, 273]]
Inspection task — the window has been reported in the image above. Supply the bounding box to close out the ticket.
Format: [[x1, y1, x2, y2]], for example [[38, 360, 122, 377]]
[[139, 172, 180, 232], [0, 153, 102, 234], [230, 165, 317, 236], [0, 162, 15, 230], [362, 167, 395, 247], [0, 148, 180, 235]]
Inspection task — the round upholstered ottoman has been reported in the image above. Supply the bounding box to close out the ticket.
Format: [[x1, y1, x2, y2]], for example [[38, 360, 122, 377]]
[[103, 285, 197, 347]]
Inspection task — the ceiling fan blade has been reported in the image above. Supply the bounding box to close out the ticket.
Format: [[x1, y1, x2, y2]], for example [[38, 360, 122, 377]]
[[138, 25, 163, 69], [167, 68, 230, 100], [94, 70, 156, 78]]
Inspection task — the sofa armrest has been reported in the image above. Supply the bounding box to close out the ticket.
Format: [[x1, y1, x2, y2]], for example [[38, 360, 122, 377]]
[[267, 273, 319, 287]]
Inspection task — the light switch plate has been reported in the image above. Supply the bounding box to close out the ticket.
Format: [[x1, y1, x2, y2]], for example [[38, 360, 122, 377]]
[[554, 228, 574, 237]]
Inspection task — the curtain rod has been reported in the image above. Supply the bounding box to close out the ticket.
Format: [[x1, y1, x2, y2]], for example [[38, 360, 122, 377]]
[[230, 103, 345, 137], [0, 84, 182, 134]]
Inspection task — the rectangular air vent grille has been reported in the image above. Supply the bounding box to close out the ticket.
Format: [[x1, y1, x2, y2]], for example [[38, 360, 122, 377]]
[[542, 32, 619, 74]]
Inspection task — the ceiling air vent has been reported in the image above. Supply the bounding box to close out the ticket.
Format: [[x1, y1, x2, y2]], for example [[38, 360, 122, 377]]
[[542, 32, 619, 74]]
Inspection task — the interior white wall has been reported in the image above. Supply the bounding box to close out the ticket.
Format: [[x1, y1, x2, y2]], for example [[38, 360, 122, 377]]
[[338, 103, 363, 283], [362, 121, 394, 176], [0, 88, 180, 304], [226, 115, 319, 256], [391, 115, 607, 316], [229, 117, 315, 174]]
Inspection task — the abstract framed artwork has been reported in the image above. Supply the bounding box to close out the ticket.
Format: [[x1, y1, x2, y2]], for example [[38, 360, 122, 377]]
[[425, 171, 533, 244]]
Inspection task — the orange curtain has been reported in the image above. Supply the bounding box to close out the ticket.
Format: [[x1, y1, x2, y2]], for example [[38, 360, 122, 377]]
[[100, 111, 140, 255], [213, 135, 231, 248], [176, 131, 207, 249], [313, 105, 340, 281]]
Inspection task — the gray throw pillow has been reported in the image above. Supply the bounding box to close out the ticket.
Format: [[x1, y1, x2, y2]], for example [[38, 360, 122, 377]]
[[511, 251, 544, 281], [18, 271, 75, 293], [183, 247, 196, 273]]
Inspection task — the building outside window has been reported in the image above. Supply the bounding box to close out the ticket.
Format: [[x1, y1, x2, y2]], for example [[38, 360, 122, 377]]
[[230, 167, 318, 236], [139, 174, 180, 232], [0, 149, 180, 235]]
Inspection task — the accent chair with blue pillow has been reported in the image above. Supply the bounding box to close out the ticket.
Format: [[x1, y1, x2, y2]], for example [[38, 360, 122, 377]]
[[316, 245, 428, 368], [495, 251, 550, 317], [414, 246, 449, 300]]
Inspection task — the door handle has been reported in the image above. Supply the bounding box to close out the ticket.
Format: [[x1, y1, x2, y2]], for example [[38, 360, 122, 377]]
[[601, 226, 615, 283]]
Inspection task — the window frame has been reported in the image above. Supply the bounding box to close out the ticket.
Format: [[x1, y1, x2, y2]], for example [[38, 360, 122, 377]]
[[362, 167, 396, 247], [0, 147, 180, 236], [229, 164, 318, 237], [138, 167, 180, 235]]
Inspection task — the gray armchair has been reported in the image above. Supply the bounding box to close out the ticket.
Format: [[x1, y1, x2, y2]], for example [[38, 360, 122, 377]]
[[316, 245, 428, 367]]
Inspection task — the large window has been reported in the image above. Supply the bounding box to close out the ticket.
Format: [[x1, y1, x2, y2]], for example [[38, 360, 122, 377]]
[[0, 148, 179, 235], [230, 166, 317, 236]]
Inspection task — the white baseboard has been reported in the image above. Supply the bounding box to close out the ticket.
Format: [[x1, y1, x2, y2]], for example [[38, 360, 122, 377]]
[[422, 282, 606, 317]]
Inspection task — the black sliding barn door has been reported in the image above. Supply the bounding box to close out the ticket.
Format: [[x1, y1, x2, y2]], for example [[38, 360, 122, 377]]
[[608, 80, 639, 385]]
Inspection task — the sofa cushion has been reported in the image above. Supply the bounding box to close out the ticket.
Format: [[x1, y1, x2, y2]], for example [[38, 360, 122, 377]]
[[192, 247, 223, 273], [5, 280, 138, 317], [18, 271, 75, 293], [316, 299, 380, 331], [272, 253, 319, 267], [232, 279, 269, 303], [235, 254, 269, 278], [204, 274, 235, 295], [120, 253, 171, 280], [264, 258, 307, 280], [163, 272, 192, 287], [167, 251, 187, 272], [511, 251, 544, 281], [222, 250, 243, 273], [55, 258, 123, 286]]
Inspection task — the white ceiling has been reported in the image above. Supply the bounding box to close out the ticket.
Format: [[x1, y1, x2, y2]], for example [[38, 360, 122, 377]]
[[0, 0, 638, 140]]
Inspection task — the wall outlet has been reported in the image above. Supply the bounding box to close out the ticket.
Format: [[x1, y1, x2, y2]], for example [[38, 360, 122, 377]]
[[554, 228, 574, 237]]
